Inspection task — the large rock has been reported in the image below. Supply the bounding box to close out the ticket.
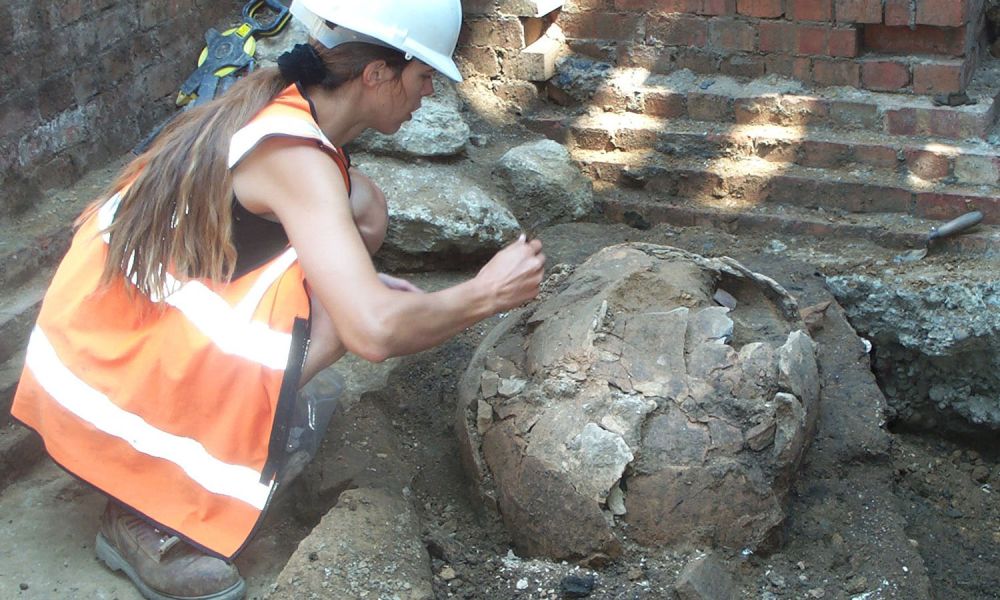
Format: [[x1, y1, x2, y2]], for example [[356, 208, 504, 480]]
[[494, 139, 594, 228], [354, 156, 520, 270], [457, 244, 819, 562], [269, 487, 433, 600], [827, 273, 1000, 433]]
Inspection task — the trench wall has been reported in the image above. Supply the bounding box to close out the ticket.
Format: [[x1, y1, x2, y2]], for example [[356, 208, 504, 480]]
[[457, 0, 990, 97], [0, 0, 240, 217]]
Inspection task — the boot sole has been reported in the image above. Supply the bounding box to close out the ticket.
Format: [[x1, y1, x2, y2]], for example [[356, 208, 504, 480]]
[[96, 533, 246, 600]]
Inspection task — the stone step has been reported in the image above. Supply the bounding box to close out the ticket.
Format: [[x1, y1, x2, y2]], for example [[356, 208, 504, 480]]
[[595, 188, 1000, 258], [0, 159, 121, 293], [574, 60, 1000, 141], [529, 111, 1000, 189], [572, 148, 1000, 224], [0, 275, 46, 368], [1, 348, 25, 426]]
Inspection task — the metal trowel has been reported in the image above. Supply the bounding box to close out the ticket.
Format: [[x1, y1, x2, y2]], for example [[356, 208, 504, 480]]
[[895, 210, 984, 263]]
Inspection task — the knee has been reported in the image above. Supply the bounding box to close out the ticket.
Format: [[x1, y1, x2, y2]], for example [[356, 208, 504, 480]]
[[349, 168, 388, 255]]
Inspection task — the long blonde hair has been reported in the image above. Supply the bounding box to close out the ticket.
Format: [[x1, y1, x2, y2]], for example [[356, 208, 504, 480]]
[[82, 41, 409, 298]]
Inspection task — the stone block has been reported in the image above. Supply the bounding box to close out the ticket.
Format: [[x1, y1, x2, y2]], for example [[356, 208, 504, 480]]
[[516, 24, 567, 80]]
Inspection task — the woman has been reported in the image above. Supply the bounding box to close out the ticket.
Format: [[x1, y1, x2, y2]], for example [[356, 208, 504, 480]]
[[10, 1, 545, 599]]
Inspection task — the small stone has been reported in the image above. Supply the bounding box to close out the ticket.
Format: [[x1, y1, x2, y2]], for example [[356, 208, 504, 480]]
[[807, 588, 825, 598], [627, 567, 644, 581], [477, 400, 494, 434], [481, 371, 500, 399], [308, 552, 319, 562], [607, 484, 627, 516], [439, 566, 458, 581], [516, 578, 529, 590], [498, 378, 528, 397], [845, 575, 868, 594], [560, 574, 596, 598], [19, 583, 29, 591], [972, 466, 990, 483]]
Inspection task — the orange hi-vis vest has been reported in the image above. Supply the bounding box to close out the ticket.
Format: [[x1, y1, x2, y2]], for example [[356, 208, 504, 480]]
[[11, 84, 350, 559]]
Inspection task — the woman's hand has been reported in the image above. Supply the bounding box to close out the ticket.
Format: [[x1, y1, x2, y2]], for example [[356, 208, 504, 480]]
[[378, 273, 424, 293], [476, 234, 546, 313]]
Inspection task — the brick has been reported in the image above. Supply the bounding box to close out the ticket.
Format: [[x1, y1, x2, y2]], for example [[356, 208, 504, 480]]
[[863, 25, 967, 57], [674, 48, 722, 73], [688, 93, 736, 121], [789, 0, 833, 21], [884, 107, 991, 139], [458, 46, 502, 77], [720, 54, 768, 77], [912, 62, 966, 94], [710, 18, 757, 51], [612, 0, 692, 10], [646, 14, 709, 46], [828, 27, 860, 56], [954, 155, 1000, 186], [812, 58, 861, 86], [913, 193, 987, 221], [460, 17, 527, 47], [854, 145, 901, 168], [861, 60, 911, 91], [498, 0, 564, 17], [765, 54, 813, 80], [516, 29, 566, 80], [797, 25, 830, 55], [643, 90, 688, 117], [884, 0, 914, 26], [557, 11, 643, 40], [915, 0, 967, 26], [572, 126, 615, 150], [614, 128, 659, 151], [463, 0, 500, 16], [759, 21, 798, 53], [834, 0, 881, 23], [736, 96, 830, 126], [799, 140, 852, 167], [737, 0, 784, 18], [905, 149, 953, 180], [699, 0, 738, 15]]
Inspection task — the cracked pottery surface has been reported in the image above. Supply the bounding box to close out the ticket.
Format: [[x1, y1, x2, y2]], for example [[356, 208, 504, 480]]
[[456, 243, 820, 563]]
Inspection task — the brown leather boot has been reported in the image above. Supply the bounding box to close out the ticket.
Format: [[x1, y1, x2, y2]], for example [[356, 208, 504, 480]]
[[95, 502, 245, 600]]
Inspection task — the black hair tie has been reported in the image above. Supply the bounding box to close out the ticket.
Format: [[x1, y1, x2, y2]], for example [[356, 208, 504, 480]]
[[277, 44, 327, 85]]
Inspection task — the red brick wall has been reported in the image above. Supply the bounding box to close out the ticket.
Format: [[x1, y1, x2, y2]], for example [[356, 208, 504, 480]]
[[0, 0, 240, 217], [457, 0, 988, 98]]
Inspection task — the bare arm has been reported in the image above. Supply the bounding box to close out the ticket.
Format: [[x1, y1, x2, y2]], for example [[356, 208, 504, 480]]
[[232, 138, 544, 362]]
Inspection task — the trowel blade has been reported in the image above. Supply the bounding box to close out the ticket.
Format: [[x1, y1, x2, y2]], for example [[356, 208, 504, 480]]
[[894, 248, 927, 263]]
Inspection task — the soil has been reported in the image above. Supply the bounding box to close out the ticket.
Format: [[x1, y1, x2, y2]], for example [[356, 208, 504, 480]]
[[1, 83, 999, 600]]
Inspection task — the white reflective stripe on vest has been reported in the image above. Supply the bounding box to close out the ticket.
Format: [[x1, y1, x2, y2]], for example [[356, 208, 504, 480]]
[[94, 195, 294, 371], [228, 114, 334, 168], [25, 326, 273, 509]]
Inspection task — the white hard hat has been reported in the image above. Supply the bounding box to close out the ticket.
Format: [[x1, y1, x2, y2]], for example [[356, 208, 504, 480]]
[[289, 0, 464, 82]]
